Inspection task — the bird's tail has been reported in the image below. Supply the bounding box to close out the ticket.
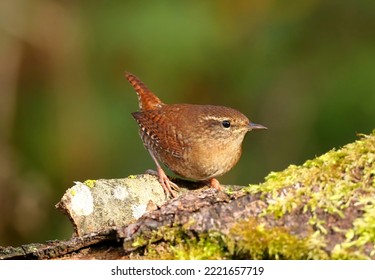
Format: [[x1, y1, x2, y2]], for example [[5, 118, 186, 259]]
[[125, 72, 164, 111]]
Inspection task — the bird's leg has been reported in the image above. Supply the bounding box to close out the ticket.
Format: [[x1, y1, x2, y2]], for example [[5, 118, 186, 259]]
[[147, 149, 179, 198], [208, 178, 224, 191]]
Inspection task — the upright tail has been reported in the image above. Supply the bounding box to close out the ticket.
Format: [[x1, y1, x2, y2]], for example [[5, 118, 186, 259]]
[[125, 72, 164, 111]]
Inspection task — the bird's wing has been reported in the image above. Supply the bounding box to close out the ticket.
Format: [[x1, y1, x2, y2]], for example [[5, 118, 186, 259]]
[[132, 111, 185, 158]]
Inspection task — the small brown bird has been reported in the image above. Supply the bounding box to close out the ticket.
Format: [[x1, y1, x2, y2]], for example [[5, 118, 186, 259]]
[[126, 73, 267, 198]]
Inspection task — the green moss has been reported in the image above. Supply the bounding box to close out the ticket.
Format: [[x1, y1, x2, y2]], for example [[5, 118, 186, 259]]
[[247, 133, 374, 212], [130, 132, 375, 259], [224, 187, 235, 195], [132, 236, 148, 248], [333, 200, 375, 259], [83, 179, 96, 188], [169, 231, 228, 260], [138, 218, 329, 260], [244, 132, 375, 259], [229, 219, 329, 260], [140, 227, 228, 260]]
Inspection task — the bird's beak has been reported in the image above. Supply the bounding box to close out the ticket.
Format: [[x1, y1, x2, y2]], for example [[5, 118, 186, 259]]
[[248, 122, 268, 130]]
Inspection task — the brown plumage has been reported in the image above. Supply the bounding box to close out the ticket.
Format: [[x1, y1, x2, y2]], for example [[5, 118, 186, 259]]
[[125, 72, 267, 198]]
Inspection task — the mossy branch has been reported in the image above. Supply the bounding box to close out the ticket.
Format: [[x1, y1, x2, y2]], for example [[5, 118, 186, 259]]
[[1, 131, 374, 260]]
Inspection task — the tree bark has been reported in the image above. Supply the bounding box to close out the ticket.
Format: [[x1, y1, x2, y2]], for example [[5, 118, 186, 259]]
[[1, 132, 374, 260]]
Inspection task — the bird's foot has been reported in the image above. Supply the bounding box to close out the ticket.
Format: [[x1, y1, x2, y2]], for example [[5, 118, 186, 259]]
[[207, 178, 224, 191], [146, 168, 179, 198]]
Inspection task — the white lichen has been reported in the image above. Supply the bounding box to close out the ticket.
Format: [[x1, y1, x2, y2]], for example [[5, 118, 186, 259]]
[[112, 186, 129, 200], [70, 181, 94, 216], [131, 204, 147, 219]]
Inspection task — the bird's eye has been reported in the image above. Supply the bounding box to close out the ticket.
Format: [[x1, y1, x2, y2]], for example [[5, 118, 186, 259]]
[[221, 120, 231, 128]]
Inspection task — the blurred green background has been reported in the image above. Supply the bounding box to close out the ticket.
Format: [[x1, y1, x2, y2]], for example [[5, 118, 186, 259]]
[[0, 0, 374, 246]]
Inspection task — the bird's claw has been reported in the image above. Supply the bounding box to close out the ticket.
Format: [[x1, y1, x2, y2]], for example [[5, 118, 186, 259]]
[[157, 168, 179, 198], [208, 178, 224, 191]]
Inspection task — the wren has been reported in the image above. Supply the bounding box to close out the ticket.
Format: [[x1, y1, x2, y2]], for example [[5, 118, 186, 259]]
[[125, 73, 267, 198]]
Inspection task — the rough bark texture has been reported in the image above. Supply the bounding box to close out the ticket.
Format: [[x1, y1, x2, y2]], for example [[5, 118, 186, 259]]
[[55, 175, 169, 237], [1, 132, 374, 260]]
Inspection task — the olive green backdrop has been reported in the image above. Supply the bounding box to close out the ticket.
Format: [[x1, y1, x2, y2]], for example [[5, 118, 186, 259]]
[[0, 0, 374, 245]]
